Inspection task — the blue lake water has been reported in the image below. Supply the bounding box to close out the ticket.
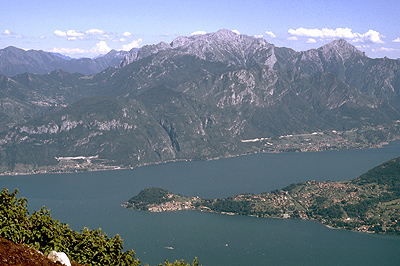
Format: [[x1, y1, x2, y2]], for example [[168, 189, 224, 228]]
[[2, 141, 400, 265]]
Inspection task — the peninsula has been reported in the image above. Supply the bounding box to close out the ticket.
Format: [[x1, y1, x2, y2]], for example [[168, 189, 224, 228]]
[[124, 157, 400, 235]]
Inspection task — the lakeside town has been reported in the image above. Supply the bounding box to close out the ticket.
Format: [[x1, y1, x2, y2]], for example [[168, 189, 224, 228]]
[[124, 164, 400, 236], [0, 126, 394, 176]]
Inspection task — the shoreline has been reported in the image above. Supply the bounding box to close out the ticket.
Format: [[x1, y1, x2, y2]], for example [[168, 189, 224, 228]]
[[0, 139, 396, 177], [125, 205, 396, 236]]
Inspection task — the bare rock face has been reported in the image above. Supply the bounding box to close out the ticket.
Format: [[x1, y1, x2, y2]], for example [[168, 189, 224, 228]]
[[119, 42, 171, 67], [47, 251, 71, 266], [119, 29, 277, 69]]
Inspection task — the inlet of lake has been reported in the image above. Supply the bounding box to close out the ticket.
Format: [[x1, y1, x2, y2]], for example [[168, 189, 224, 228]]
[[2, 141, 400, 265]]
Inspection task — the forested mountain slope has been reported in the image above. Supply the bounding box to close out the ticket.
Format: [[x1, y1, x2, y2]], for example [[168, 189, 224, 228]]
[[0, 30, 399, 174]]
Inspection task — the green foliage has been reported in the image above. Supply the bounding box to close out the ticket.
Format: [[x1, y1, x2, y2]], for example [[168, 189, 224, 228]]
[[0, 188, 30, 244], [0, 188, 140, 266], [158, 258, 199, 266], [209, 199, 253, 215], [354, 157, 400, 189], [128, 187, 171, 210], [310, 204, 344, 219], [342, 201, 369, 217]]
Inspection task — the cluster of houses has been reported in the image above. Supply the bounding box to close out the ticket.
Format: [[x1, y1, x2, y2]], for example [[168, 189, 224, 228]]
[[147, 200, 194, 212]]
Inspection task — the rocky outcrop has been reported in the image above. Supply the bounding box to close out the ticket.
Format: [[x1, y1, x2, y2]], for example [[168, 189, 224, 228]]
[[48, 251, 71, 266], [0, 237, 83, 266], [119, 29, 277, 69]]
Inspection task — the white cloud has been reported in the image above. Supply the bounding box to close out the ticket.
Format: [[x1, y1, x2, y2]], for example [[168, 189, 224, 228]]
[[295, 27, 347, 40], [372, 47, 399, 52], [359, 29, 384, 44], [98, 34, 111, 40], [287, 36, 298, 41], [288, 27, 384, 44], [265, 31, 276, 38], [86, 29, 105, 35], [54, 30, 67, 37], [120, 38, 126, 42], [254, 35, 263, 38], [355, 44, 370, 49], [288, 27, 357, 38], [91, 41, 112, 54], [191, 31, 207, 36], [1, 30, 19, 36], [123, 31, 132, 37], [306, 38, 317, 43], [49, 47, 86, 55], [55, 28, 111, 40], [121, 38, 143, 51], [232, 29, 240, 35], [393, 38, 400, 43], [323, 28, 356, 38], [67, 30, 84, 37], [40, 35, 46, 39]]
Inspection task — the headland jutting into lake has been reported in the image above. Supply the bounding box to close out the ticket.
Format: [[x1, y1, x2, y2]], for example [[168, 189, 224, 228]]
[[124, 156, 400, 235]]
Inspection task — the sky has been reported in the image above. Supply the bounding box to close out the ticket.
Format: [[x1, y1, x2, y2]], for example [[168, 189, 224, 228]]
[[1, 0, 400, 59]]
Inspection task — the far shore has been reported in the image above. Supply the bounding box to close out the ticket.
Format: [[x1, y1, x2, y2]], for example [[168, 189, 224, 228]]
[[0, 139, 396, 177]]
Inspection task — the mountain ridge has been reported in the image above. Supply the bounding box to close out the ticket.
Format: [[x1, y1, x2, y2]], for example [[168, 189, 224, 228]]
[[119, 29, 277, 68], [118, 32, 400, 109], [0, 46, 128, 76], [0, 30, 400, 174]]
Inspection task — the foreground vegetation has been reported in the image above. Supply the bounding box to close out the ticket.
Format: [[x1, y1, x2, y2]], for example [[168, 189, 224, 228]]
[[126, 157, 400, 235], [0, 188, 200, 266]]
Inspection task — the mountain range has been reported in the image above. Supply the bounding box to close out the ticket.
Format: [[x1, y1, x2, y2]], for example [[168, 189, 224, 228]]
[[0, 29, 400, 174], [0, 46, 129, 76]]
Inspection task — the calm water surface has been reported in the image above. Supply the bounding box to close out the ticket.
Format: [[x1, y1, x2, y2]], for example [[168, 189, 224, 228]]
[[2, 142, 400, 265]]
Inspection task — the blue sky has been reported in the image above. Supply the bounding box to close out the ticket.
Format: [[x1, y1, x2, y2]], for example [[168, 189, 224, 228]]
[[1, 0, 399, 59]]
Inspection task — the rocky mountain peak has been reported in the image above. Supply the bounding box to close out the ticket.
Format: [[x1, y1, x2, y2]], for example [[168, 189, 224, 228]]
[[170, 29, 240, 49], [119, 42, 171, 68], [170, 36, 191, 48], [170, 29, 268, 50], [99, 49, 127, 59], [319, 39, 365, 60], [208, 28, 240, 39], [169, 29, 276, 68], [0, 46, 23, 55], [120, 29, 276, 68]]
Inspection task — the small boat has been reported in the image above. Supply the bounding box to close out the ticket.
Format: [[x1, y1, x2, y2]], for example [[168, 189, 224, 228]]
[[165, 246, 174, 250]]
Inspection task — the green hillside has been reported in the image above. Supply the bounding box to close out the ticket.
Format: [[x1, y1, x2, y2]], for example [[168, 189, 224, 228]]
[[125, 157, 400, 235]]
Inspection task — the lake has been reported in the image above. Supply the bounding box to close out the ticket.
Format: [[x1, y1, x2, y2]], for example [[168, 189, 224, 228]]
[[2, 142, 400, 265]]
